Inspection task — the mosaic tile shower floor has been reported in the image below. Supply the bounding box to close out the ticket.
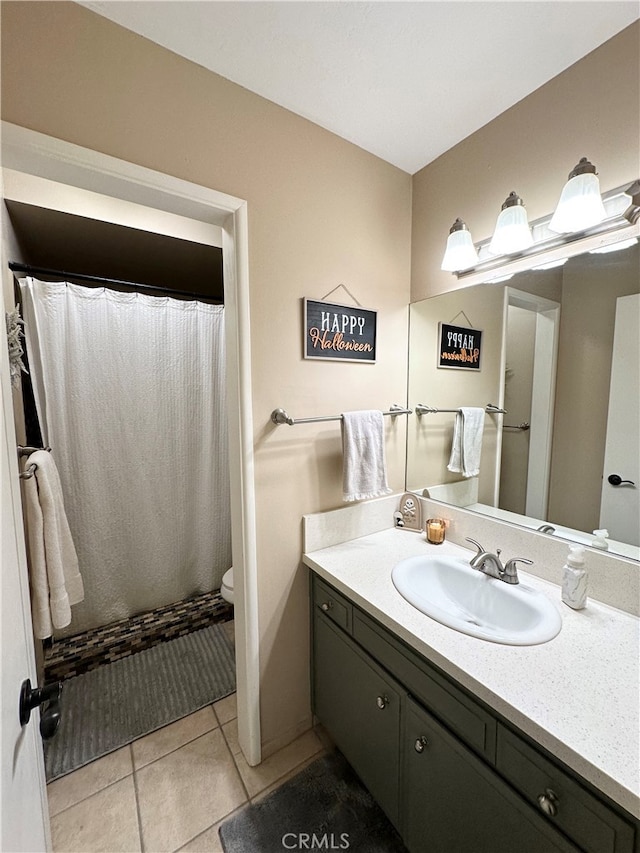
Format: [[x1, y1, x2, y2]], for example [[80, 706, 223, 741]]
[[44, 590, 233, 682]]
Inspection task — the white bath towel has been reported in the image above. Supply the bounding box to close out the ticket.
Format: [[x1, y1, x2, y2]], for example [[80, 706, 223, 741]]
[[447, 407, 485, 478], [341, 410, 392, 502], [22, 451, 84, 639]]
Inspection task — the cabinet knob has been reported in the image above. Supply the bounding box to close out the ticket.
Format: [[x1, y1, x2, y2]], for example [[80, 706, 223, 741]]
[[320, 601, 333, 612], [414, 736, 429, 753], [537, 788, 559, 817], [376, 695, 389, 710]]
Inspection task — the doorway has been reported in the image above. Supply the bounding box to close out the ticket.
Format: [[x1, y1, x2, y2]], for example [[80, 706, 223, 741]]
[[1, 124, 260, 795], [499, 288, 560, 520]]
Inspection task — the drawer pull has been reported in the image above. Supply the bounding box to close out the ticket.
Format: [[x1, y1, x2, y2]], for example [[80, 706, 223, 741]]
[[376, 695, 389, 710], [320, 601, 333, 612], [414, 736, 429, 753], [537, 788, 559, 817]]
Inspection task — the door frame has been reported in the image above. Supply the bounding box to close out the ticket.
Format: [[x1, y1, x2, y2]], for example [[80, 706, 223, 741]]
[[0, 122, 261, 765], [502, 287, 560, 520]]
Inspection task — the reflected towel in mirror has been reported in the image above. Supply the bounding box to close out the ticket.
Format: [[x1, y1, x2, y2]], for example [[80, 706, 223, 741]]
[[447, 407, 485, 478]]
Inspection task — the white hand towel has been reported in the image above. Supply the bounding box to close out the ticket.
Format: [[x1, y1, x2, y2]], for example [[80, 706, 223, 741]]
[[22, 451, 84, 639], [341, 410, 392, 502], [447, 407, 485, 478]]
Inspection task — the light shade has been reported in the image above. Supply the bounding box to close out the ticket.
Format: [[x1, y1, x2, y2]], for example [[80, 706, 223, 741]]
[[548, 158, 607, 234], [488, 192, 533, 255], [441, 218, 479, 271]]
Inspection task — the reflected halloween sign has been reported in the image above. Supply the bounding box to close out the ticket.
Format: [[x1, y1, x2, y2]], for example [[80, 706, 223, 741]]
[[303, 299, 377, 362], [438, 322, 482, 370]]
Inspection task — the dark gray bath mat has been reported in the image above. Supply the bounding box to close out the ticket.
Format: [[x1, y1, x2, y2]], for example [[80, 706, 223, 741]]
[[219, 751, 407, 853], [45, 623, 235, 780]]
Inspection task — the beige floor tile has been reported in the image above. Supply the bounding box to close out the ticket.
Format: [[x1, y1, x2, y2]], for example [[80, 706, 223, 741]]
[[213, 692, 236, 726], [251, 750, 326, 805], [50, 776, 140, 853], [233, 728, 324, 799], [47, 746, 133, 817], [221, 719, 241, 756], [136, 729, 247, 853], [176, 812, 240, 853], [131, 706, 217, 769]]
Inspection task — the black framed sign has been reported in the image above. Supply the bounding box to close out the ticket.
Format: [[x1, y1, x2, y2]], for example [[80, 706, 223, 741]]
[[438, 322, 482, 370], [303, 298, 377, 362]]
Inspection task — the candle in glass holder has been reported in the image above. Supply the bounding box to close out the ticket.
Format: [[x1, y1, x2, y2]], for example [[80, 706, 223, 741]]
[[426, 518, 446, 545]]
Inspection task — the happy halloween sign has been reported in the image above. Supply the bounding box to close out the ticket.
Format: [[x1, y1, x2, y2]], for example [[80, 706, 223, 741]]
[[304, 299, 377, 362], [438, 322, 483, 370]]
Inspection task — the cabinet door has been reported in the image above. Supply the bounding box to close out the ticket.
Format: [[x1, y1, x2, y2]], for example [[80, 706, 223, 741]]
[[313, 613, 402, 828], [403, 698, 578, 853]]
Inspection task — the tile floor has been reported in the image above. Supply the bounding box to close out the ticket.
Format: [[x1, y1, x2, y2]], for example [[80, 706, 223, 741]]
[[47, 691, 326, 852]]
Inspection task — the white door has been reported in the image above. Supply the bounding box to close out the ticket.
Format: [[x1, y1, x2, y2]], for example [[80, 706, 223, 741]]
[[1, 322, 50, 849], [600, 293, 640, 545]]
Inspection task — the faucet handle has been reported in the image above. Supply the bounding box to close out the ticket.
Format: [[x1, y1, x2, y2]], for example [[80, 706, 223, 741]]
[[503, 557, 533, 582], [465, 537, 484, 555]]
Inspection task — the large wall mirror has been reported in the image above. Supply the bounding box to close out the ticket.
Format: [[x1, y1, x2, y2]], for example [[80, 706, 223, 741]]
[[407, 239, 639, 561]]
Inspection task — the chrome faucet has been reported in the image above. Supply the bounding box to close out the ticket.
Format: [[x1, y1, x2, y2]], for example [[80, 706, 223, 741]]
[[465, 538, 533, 585]]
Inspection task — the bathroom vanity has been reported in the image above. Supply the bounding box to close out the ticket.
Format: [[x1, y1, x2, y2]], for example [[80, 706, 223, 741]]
[[304, 530, 639, 853]]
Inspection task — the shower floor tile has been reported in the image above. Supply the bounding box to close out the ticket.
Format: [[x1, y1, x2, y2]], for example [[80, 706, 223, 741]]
[[44, 589, 233, 681]]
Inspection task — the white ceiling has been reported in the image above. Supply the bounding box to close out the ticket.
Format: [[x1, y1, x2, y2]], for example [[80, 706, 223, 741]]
[[80, 1, 639, 174]]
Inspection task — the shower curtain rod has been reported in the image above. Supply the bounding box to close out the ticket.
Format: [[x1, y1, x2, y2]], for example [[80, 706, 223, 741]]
[[8, 262, 222, 304]]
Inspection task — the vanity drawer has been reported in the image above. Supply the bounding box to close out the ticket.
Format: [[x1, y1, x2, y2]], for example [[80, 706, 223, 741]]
[[352, 609, 496, 762], [312, 575, 352, 634], [496, 724, 636, 853]]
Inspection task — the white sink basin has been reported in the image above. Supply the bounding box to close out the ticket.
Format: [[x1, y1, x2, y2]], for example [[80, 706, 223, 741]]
[[391, 554, 562, 645]]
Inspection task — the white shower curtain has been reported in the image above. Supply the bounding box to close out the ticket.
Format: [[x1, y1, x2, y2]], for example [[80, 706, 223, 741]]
[[20, 277, 231, 635]]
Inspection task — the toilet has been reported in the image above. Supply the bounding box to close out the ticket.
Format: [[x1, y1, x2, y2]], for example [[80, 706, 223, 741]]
[[221, 568, 234, 605]]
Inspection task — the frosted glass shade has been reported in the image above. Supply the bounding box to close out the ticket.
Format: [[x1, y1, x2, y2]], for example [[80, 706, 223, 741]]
[[488, 204, 533, 255], [441, 227, 479, 271], [548, 172, 607, 233]]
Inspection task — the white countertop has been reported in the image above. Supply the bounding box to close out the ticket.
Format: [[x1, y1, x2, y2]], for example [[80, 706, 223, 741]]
[[303, 528, 640, 819]]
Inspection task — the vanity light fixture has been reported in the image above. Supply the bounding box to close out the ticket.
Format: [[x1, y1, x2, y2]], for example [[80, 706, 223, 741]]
[[442, 175, 639, 287], [486, 273, 514, 283], [440, 218, 479, 271], [589, 236, 638, 255], [488, 192, 533, 255], [532, 258, 569, 271], [548, 157, 607, 234]]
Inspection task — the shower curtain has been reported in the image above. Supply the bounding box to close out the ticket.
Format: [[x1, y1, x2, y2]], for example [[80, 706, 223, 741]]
[[19, 277, 231, 635]]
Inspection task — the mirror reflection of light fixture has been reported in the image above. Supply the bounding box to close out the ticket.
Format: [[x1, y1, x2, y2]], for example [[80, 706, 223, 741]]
[[548, 157, 607, 234], [488, 191, 533, 255], [440, 218, 479, 271]]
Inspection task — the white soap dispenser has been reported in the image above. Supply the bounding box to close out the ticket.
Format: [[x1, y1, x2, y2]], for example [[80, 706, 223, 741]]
[[592, 529, 609, 550], [561, 544, 588, 610]]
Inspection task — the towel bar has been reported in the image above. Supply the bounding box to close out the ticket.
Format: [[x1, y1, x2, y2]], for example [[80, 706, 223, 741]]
[[271, 404, 412, 426], [415, 403, 506, 415], [17, 445, 51, 480]]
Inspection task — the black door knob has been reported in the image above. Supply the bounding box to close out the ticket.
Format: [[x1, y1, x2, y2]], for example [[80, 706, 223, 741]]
[[19, 679, 63, 740], [607, 474, 635, 486]]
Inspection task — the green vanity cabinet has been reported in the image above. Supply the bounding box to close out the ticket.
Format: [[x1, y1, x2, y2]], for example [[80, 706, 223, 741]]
[[313, 609, 403, 828], [403, 696, 576, 852], [310, 572, 637, 853]]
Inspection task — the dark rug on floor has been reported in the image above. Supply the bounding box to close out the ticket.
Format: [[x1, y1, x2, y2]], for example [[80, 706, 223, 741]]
[[219, 751, 408, 853], [44, 623, 235, 781]]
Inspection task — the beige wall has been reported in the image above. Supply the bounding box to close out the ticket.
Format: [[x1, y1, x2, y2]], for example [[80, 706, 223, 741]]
[[411, 21, 640, 302], [0, 2, 412, 754]]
